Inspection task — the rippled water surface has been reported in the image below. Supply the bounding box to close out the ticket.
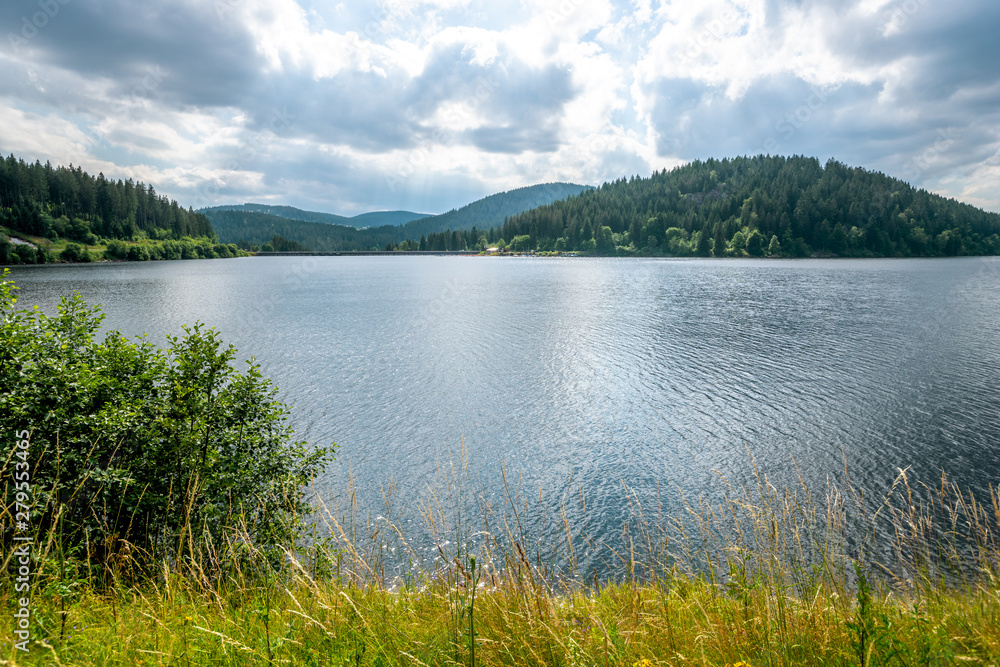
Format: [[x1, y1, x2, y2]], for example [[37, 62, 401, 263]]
[[9, 257, 1000, 569]]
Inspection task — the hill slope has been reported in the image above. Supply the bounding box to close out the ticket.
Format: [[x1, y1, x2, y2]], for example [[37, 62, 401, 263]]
[[206, 211, 402, 251], [481, 155, 1000, 256], [200, 203, 352, 226], [207, 182, 591, 249], [402, 183, 591, 237], [350, 210, 431, 227], [200, 203, 431, 229]]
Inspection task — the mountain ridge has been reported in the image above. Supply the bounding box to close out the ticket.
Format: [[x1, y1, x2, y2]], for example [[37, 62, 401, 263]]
[[198, 204, 431, 229], [205, 182, 592, 249]]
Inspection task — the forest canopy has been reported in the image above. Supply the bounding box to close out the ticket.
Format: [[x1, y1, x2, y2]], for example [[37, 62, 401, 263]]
[[0, 154, 214, 243], [470, 155, 1000, 257]]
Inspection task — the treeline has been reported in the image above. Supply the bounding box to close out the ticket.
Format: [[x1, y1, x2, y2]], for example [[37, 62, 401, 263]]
[[0, 154, 214, 242], [460, 156, 1000, 257]]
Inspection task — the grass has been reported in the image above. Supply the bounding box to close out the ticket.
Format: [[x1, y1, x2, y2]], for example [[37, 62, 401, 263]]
[[2, 459, 998, 666]]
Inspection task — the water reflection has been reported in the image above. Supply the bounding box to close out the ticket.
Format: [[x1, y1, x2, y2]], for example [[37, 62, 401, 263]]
[[8, 256, 1000, 574]]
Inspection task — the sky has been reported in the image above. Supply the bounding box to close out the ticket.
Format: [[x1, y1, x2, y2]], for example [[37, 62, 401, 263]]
[[1, 0, 998, 216]]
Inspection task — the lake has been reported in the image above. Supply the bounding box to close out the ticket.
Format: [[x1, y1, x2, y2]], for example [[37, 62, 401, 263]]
[[7, 256, 1000, 576]]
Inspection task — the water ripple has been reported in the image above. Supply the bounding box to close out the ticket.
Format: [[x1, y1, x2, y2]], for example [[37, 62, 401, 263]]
[[8, 256, 1000, 573]]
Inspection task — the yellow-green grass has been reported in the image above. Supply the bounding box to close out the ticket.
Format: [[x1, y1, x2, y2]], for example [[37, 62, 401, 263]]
[[2, 465, 998, 666]]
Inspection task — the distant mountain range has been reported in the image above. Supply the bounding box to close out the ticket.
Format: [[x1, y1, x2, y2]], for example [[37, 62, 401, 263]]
[[203, 182, 592, 249], [199, 204, 429, 229]]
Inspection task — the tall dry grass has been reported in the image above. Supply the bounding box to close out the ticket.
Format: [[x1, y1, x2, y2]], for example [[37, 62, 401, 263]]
[[1, 452, 998, 665]]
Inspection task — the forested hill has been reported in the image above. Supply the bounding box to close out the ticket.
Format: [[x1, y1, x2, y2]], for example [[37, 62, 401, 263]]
[[199, 203, 430, 229], [351, 210, 430, 227], [490, 155, 1000, 256], [0, 154, 213, 240], [404, 182, 590, 237], [207, 209, 404, 251], [202, 203, 353, 226], [207, 182, 591, 249]]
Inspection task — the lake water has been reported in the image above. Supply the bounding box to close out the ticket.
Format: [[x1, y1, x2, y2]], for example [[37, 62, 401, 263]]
[[7, 257, 1000, 575]]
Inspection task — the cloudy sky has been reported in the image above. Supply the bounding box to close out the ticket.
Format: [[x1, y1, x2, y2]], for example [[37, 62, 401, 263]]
[[2, 0, 998, 215]]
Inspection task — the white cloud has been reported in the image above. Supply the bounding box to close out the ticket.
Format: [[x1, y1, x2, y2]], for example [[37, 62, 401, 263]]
[[0, 0, 996, 213], [0, 105, 103, 167]]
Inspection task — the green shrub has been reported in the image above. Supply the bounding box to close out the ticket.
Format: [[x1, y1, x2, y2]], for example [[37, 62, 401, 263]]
[[105, 239, 128, 259], [60, 242, 93, 263], [161, 240, 182, 260], [126, 244, 150, 261], [0, 271, 334, 570], [13, 244, 37, 264]]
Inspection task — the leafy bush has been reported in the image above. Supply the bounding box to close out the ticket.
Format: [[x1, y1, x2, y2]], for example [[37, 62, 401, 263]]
[[161, 239, 182, 260], [126, 244, 150, 261], [13, 244, 37, 264], [0, 271, 334, 570], [60, 242, 93, 263], [104, 239, 128, 259]]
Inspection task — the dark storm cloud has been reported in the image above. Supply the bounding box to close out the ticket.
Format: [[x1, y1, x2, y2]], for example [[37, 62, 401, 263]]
[[241, 69, 420, 153], [406, 41, 575, 126], [317, 35, 573, 158], [650, 76, 884, 158], [3, 0, 579, 168], [828, 0, 1000, 101], [2, 0, 263, 107], [235, 39, 577, 154]]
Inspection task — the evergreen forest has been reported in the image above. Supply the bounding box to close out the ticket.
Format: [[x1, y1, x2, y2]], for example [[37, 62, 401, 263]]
[[428, 155, 1000, 256]]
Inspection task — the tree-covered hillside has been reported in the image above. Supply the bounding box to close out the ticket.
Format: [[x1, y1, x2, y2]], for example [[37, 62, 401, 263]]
[[351, 210, 430, 227], [207, 182, 590, 249], [201, 204, 430, 229], [208, 210, 404, 251], [470, 155, 1000, 257], [0, 154, 214, 242], [203, 203, 353, 226], [404, 183, 590, 237]]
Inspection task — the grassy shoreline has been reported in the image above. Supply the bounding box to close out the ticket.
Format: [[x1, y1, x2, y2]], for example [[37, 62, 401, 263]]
[[3, 467, 997, 665]]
